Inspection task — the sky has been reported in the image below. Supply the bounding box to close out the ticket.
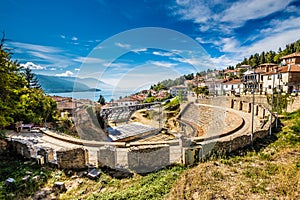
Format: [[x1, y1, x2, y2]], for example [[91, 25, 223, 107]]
[[1, 0, 300, 90]]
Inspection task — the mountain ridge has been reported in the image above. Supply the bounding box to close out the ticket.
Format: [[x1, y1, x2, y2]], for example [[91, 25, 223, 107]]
[[36, 74, 113, 93]]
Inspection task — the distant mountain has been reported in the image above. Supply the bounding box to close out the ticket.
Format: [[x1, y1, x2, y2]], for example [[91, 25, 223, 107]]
[[36, 74, 113, 93], [60, 76, 114, 90]]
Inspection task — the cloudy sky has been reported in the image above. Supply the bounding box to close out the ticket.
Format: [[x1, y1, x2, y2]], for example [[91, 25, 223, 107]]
[[1, 0, 300, 89]]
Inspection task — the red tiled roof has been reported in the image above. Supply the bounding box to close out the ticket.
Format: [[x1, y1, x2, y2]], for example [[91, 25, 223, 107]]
[[263, 65, 300, 75], [281, 52, 300, 59], [259, 63, 277, 66], [223, 79, 242, 85]]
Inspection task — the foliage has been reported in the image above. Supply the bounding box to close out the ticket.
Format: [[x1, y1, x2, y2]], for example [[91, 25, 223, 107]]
[[0, 130, 6, 139], [266, 93, 289, 114], [0, 36, 58, 128], [23, 67, 41, 89], [143, 96, 157, 103], [150, 83, 167, 92], [97, 94, 106, 105], [0, 154, 51, 199], [236, 39, 300, 67], [183, 73, 194, 80], [151, 76, 186, 90], [164, 97, 180, 111], [0, 35, 26, 128], [56, 115, 74, 135], [193, 86, 209, 98]]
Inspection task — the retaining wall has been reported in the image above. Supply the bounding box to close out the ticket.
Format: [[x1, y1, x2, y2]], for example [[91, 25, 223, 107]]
[[56, 148, 89, 169]]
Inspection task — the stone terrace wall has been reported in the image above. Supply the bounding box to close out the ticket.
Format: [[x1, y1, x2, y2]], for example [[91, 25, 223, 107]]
[[97, 144, 174, 173], [128, 145, 170, 173], [56, 148, 89, 169]]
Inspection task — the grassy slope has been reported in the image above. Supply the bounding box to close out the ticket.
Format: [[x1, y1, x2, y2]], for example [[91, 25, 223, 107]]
[[167, 110, 300, 200], [0, 110, 299, 199]]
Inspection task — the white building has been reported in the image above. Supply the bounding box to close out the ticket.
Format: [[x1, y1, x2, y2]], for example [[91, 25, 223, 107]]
[[114, 97, 140, 107], [222, 79, 244, 95], [262, 53, 300, 94], [170, 85, 188, 97]]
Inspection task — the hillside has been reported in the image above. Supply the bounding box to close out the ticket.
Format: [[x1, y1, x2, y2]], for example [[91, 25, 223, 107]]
[[36, 74, 112, 93], [0, 110, 299, 199]]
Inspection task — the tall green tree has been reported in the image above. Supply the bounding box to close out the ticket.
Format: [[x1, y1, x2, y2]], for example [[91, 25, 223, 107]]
[[98, 94, 106, 105], [24, 67, 41, 89]]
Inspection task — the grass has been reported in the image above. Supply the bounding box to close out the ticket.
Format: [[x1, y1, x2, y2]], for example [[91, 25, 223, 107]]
[[59, 165, 186, 200], [0, 153, 51, 199], [167, 109, 300, 200]]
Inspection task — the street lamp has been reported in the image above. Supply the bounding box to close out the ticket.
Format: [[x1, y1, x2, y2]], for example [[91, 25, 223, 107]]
[[276, 71, 281, 128], [269, 68, 276, 136], [251, 67, 256, 145]]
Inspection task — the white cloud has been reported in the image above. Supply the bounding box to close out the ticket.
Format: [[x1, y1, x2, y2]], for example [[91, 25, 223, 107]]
[[9, 42, 62, 53], [221, 0, 291, 26], [103, 62, 130, 68], [115, 42, 131, 49], [210, 55, 240, 69], [49, 67, 57, 71], [171, 57, 202, 66], [246, 28, 300, 54], [73, 56, 104, 63], [20, 62, 45, 70], [60, 35, 66, 39], [150, 61, 177, 68], [75, 68, 80, 71], [173, 0, 292, 33], [132, 48, 147, 54], [153, 51, 174, 57], [72, 36, 78, 41], [55, 70, 74, 77]]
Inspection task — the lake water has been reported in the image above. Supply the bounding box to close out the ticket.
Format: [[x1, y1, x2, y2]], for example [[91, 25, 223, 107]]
[[48, 89, 134, 102]]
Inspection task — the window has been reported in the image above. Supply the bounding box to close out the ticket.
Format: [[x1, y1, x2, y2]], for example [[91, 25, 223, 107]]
[[268, 85, 271, 89]]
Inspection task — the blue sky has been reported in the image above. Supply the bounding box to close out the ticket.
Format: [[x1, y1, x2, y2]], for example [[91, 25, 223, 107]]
[[1, 0, 300, 89]]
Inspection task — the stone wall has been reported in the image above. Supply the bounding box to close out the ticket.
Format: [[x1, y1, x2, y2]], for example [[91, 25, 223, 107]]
[[56, 148, 88, 169], [287, 96, 300, 112], [9, 140, 32, 159], [97, 146, 116, 168], [128, 145, 170, 173]]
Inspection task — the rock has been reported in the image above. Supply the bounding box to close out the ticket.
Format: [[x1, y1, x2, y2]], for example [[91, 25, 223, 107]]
[[22, 175, 31, 181], [25, 170, 33, 175], [67, 170, 74, 176], [4, 178, 15, 187], [32, 175, 40, 182], [33, 187, 52, 200], [88, 168, 101, 179], [24, 161, 31, 165], [53, 181, 66, 191]]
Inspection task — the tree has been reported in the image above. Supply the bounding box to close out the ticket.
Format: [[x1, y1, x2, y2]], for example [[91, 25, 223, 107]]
[[98, 94, 106, 105], [0, 34, 57, 128], [24, 67, 41, 89], [0, 34, 26, 128]]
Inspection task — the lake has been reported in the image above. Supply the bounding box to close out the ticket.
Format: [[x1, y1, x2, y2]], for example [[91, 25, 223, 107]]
[[47, 89, 134, 102]]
